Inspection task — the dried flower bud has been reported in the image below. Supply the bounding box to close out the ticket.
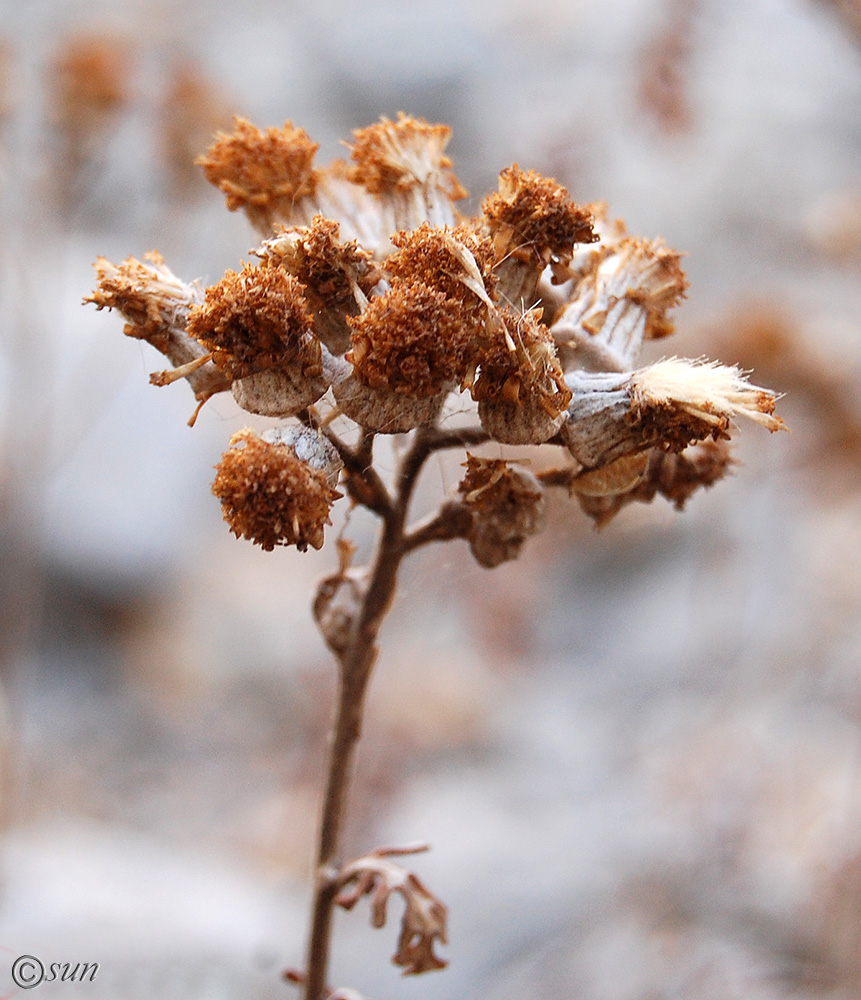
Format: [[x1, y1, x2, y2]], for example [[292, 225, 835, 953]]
[[571, 452, 650, 498], [197, 117, 318, 233], [552, 237, 688, 372], [482, 165, 596, 306], [212, 427, 341, 551], [562, 359, 785, 468], [472, 309, 571, 445], [187, 262, 327, 417], [577, 439, 735, 527], [348, 114, 467, 234], [256, 216, 378, 355], [458, 455, 546, 568], [85, 252, 230, 404]]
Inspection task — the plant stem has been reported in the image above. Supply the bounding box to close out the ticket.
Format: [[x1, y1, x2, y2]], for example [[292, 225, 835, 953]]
[[303, 427, 432, 1000]]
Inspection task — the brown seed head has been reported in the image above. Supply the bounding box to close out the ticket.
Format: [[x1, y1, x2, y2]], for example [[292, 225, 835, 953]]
[[197, 116, 318, 217], [257, 216, 378, 331], [591, 237, 689, 341], [472, 308, 571, 416], [578, 439, 735, 527], [628, 358, 785, 451], [187, 262, 320, 380], [86, 251, 200, 347], [386, 222, 497, 311], [482, 165, 597, 270], [458, 455, 546, 568], [212, 428, 341, 551], [346, 281, 473, 397], [348, 113, 467, 200]]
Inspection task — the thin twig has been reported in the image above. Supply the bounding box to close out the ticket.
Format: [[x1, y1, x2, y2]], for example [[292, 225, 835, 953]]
[[402, 501, 472, 553]]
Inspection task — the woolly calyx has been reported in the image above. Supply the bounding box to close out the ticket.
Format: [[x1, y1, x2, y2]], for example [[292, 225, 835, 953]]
[[347, 281, 473, 398], [211, 427, 341, 552], [330, 364, 447, 434], [482, 165, 596, 306], [458, 455, 546, 568], [256, 216, 378, 355], [552, 237, 689, 373], [472, 309, 572, 445], [261, 424, 343, 488], [562, 359, 785, 469], [347, 114, 467, 233], [85, 252, 230, 404], [196, 117, 319, 233]]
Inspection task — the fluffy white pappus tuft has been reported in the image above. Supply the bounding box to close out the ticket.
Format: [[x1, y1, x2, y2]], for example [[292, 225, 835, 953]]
[[629, 358, 786, 431]]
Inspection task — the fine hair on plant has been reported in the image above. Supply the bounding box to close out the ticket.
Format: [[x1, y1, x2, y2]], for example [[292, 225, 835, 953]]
[[86, 112, 785, 999]]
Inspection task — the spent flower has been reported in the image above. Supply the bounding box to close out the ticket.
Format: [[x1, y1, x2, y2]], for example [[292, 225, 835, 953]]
[[86, 110, 786, 1000]]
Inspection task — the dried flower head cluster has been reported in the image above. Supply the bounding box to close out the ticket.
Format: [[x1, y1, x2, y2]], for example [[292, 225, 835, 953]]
[[86, 112, 786, 999], [88, 113, 785, 558]]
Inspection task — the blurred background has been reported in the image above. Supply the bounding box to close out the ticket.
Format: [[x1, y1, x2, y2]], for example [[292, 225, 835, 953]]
[[1, 0, 860, 996]]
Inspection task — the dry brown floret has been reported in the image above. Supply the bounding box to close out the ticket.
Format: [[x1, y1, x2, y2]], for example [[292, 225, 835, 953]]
[[87, 251, 196, 346], [346, 281, 473, 397], [348, 113, 466, 200], [458, 455, 546, 568], [257, 216, 378, 353], [482, 165, 597, 276], [472, 308, 571, 414], [197, 117, 318, 228], [212, 428, 341, 551], [472, 309, 572, 444], [187, 262, 320, 380], [386, 222, 497, 311], [86, 252, 231, 411]]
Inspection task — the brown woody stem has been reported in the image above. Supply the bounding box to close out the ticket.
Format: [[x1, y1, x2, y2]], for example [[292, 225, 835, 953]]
[[302, 425, 433, 1000]]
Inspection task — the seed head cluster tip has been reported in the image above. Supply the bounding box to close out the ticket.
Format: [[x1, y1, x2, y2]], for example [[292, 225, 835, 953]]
[[87, 112, 785, 550]]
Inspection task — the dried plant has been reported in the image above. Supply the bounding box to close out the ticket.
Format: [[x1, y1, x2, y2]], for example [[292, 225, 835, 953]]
[[85, 113, 784, 998]]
